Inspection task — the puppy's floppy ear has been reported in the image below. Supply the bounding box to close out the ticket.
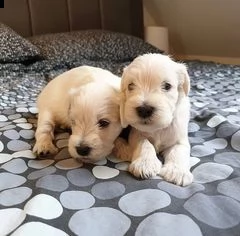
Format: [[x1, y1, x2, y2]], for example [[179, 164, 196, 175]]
[[177, 63, 190, 96], [68, 88, 79, 112], [120, 67, 129, 128], [68, 87, 85, 111]]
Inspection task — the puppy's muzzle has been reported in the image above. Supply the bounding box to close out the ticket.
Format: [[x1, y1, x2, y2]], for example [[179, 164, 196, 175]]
[[76, 145, 92, 156], [136, 104, 155, 119]]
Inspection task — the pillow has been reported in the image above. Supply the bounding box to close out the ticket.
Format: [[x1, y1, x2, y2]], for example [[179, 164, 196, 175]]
[[0, 23, 41, 63], [29, 30, 163, 62]]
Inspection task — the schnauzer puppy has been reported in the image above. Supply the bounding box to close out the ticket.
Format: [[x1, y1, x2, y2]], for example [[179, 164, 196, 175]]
[[115, 54, 193, 186], [33, 66, 122, 164]]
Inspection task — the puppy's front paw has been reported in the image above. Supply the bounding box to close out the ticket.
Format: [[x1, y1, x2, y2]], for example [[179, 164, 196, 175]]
[[129, 157, 162, 179], [160, 163, 193, 186], [33, 141, 58, 157]]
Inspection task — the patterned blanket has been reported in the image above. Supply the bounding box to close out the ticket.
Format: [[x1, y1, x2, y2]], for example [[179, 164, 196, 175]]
[[0, 60, 240, 236]]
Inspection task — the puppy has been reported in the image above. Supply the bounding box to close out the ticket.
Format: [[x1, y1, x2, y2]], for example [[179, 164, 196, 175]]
[[115, 54, 193, 186], [33, 66, 122, 163]]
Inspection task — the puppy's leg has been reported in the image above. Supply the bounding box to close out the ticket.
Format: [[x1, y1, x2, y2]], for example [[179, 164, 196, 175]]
[[127, 129, 162, 178], [113, 137, 133, 162], [33, 110, 58, 156], [161, 143, 193, 186]]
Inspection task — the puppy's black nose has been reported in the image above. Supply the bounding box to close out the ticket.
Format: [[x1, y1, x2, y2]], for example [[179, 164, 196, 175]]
[[76, 145, 92, 156], [136, 105, 154, 118]]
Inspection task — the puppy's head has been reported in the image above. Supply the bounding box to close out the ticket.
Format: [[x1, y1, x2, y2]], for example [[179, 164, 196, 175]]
[[120, 53, 190, 132], [68, 79, 122, 163]]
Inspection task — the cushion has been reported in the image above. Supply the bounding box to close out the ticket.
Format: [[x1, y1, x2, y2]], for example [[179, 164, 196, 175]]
[[29, 30, 162, 62], [0, 23, 41, 63]]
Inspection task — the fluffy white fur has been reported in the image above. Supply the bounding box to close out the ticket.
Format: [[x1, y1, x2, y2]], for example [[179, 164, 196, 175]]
[[114, 54, 193, 186], [33, 66, 122, 164]]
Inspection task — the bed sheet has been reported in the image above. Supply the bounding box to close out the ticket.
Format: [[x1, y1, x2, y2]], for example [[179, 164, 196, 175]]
[[0, 60, 240, 236]]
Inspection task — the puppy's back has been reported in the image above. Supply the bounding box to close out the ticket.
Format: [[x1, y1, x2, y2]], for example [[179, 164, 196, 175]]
[[37, 66, 120, 125]]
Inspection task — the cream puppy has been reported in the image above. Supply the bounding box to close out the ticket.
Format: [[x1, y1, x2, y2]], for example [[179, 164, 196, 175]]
[[33, 66, 122, 163], [115, 53, 193, 186]]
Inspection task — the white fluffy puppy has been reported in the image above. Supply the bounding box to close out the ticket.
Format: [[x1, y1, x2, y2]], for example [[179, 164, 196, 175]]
[[115, 53, 193, 186], [33, 66, 122, 163]]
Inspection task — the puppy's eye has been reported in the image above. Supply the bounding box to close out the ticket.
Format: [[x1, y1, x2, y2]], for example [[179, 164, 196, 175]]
[[163, 82, 172, 91], [128, 83, 135, 91], [98, 119, 110, 128]]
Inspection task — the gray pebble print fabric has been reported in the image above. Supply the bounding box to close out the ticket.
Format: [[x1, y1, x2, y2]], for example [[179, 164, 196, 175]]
[[0, 33, 240, 235]]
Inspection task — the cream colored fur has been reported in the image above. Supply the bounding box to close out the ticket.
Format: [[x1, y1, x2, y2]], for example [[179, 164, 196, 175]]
[[114, 54, 193, 186], [33, 66, 122, 164]]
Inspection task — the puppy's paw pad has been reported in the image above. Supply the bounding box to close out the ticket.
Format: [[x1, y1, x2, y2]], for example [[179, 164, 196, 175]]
[[160, 164, 193, 186], [33, 142, 58, 157], [129, 157, 162, 179]]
